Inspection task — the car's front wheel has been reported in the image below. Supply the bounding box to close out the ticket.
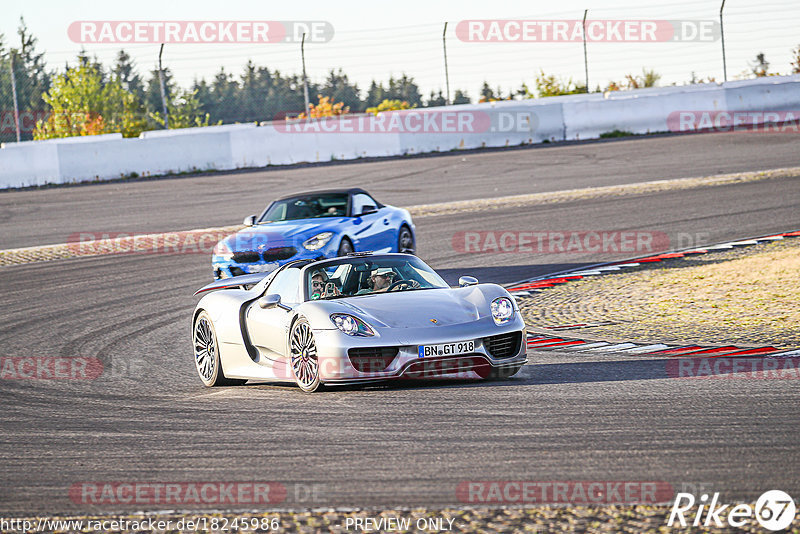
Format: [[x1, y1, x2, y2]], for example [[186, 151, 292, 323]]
[[337, 238, 354, 256], [289, 317, 321, 392], [476, 364, 523, 380], [398, 226, 415, 254], [193, 311, 245, 387]]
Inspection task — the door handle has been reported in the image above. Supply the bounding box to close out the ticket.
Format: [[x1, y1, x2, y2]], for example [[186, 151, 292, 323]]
[[383, 219, 389, 225]]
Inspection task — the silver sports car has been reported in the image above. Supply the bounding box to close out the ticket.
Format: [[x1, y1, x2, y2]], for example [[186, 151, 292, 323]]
[[191, 253, 527, 392]]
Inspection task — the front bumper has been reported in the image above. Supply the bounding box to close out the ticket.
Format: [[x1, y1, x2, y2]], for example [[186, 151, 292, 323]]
[[313, 320, 528, 384], [213, 248, 329, 279]]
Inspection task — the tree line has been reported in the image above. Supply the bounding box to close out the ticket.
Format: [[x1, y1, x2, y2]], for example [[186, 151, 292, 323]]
[[2, 18, 799, 142]]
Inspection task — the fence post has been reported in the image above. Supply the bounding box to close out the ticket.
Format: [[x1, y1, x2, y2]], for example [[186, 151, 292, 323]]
[[158, 44, 169, 129], [301, 33, 310, 114], [443, 22, 451, 105], [582, 10, 590, 92], [720, 0, 728, 82], [9, 50, 21, 142]]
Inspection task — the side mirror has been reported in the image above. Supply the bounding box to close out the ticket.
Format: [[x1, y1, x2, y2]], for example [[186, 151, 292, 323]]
[[458, 276, 479, 287], [258, 294, 282, 309], [358, 205, 378, 217], [243, 215, 257, 226]]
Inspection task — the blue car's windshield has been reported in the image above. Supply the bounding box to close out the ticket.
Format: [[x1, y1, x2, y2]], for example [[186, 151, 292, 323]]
[[307, 257, 448, 300], [260, 194, 348, 222]]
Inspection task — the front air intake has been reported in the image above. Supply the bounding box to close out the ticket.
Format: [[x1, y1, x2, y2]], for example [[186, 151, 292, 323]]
[[483, 331, 522, 359], [348, 347, 399, 372]]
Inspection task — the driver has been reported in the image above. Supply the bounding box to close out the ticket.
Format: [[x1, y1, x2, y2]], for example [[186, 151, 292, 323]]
[[357, 267, 395, 294], [310, 270, 340, 299]]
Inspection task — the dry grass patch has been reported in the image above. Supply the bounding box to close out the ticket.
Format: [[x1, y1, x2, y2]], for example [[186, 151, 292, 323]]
[[521, 239, 800, 347]]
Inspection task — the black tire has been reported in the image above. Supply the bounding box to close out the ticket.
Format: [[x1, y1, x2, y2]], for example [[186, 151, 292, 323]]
[[337, 237, 354, 256], [193, 311, 246, 387], [477, 364, 523, 380], [398, 225, 415, 254], [289, 317, 322, 392]]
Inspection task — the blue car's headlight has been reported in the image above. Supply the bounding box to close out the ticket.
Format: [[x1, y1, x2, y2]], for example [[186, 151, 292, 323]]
[[303, 232, 334, 251], [491, 297, 515, 325], [330, 314, 375, 336], [213, 242, 233, 261]]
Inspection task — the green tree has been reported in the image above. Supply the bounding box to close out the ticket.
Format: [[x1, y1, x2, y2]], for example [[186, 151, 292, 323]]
[[112, 50, 144, 100], [320, 69, 362, 112], [0, 17, 52, 142], [452, 89, 471, 105], [144, 66, 175, 117], [750, 52, 769, 77], [149, 88, 215, 129], [33, 62, 146, 139], [236, 60, 273, 122], [791, 45, 800, 74], [426, 90, 446, 107], [479, 81, 497, 102], [528, 71, 586, 98], [365, 80, 386, 109], [385, 74, 422, 107]]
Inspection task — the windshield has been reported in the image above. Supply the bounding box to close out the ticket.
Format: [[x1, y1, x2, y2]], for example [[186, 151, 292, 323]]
[[306, 256, 448, 300], [259, 193, 348, 222]]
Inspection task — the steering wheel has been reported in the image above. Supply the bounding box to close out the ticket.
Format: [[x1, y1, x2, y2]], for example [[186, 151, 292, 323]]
[[387, 279, 421, 292]]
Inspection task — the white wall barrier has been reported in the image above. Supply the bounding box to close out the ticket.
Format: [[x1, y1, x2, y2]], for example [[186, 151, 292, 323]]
[[1, 75, 799, 189]]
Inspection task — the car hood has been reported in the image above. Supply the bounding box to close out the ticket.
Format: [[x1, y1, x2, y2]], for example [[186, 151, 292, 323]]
[[330, 286, 499, 328], [218, 218, 349, 251]]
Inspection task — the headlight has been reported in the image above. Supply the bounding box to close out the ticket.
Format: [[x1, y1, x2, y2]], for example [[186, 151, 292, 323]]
[[330, 314, 375, 336], [303, 232, 334, 251], [491, 297, 514, 325], [213, 243, 233, 261]]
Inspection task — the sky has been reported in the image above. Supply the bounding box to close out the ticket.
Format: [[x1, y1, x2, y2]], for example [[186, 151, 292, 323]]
[[2, 0, 799, 101]]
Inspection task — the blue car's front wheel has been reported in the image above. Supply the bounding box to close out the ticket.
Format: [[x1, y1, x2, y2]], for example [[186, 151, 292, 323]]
[[337, 238, 354, 256], [398, 226, 415, 254]]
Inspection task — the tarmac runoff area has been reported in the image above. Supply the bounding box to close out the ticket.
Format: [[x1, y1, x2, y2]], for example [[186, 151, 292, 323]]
[[0, 166, 798, 267]]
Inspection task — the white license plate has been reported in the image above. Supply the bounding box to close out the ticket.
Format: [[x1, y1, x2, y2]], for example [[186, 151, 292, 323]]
[[248, 263, 278, 273], [418, 340, 475, 358]]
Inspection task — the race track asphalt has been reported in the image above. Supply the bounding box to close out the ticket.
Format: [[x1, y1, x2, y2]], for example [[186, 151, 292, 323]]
[[0, 131, 798, 515]]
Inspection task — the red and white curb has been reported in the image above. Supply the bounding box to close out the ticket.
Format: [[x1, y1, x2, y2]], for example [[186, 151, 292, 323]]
[[505, 230, 800, 296], [525, 333, 800, 358], [509, 230, 800, 357]]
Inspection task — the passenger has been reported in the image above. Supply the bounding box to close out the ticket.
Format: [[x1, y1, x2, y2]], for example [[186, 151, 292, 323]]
[[310, 270, 340, 299]]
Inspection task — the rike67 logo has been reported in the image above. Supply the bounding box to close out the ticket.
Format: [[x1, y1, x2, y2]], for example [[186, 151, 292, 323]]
[[668, 490, 796, 531]]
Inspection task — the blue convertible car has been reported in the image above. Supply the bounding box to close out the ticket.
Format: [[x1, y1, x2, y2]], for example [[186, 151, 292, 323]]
[[212, 188, 416, 279]]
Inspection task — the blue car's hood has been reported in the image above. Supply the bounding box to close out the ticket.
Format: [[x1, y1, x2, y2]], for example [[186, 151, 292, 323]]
[[219, 218, 349, 251]]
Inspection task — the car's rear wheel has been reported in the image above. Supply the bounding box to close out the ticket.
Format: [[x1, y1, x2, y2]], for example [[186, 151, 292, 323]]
[[193, 311, 245, 387], [337, 238, 354, 256], [398, 226, 415, 254], [289, 318, 321, 392]]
